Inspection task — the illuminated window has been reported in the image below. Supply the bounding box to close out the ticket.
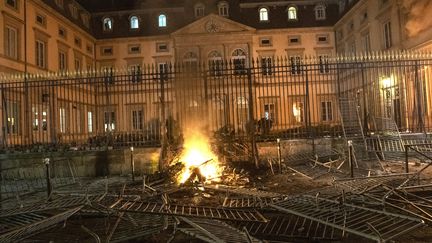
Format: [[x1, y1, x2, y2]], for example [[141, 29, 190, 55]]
[[87, 111, 93, 133], [130, 16, 139, 29], [103, 17, 113, 31], [288, 6, 297, 20], [259, 7, 269, 21], [158, 14, 167, 27], [293, 102, 304, 123], [104, 111, 116, 132]]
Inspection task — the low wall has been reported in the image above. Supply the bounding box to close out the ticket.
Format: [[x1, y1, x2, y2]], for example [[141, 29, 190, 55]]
[[0, 147, 161, 180]]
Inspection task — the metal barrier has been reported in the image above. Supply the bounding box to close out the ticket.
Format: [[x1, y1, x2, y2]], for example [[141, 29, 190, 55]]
[[1, 51, 432, 149]]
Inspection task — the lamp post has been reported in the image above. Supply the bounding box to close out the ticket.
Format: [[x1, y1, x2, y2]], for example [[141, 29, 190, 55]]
[[130, 146, 135, 181]]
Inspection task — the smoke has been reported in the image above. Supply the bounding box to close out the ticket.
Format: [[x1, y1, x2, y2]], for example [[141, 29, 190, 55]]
[[402, 0, 432, 37]]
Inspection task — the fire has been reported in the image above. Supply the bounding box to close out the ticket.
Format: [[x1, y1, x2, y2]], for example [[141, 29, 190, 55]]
[[176, 131, 222, 184]]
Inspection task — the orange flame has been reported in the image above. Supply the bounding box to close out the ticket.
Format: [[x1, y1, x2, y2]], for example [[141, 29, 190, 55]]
[[176, 131, 222, 184]]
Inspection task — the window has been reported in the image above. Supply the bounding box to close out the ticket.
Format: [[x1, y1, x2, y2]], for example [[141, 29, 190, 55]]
[[317, 34, 328, 44], [315, 5, 326, 20], [261, 57, 272, 76], [321, 101, 333, 121], [32, 106, 48, 131], [337, 29, 344, 41], [156, 43, 168, 52], [58, 26, 67, 38], [101, 47, 113, 56], [158, 62, 168, 80], [128, 44, 141, 54], [130, 16, 139, 29], [104, 111, 115, 132], [237, 97, 248, 129], [232, 49, 246, 75], [55, 0, 63, 8], [318, 55, 330, 74], [86, 44, 93, 54], [36, 14, 46, 27], [69, 4, 78, 19], [259, 7, 269, 21], [6, 0, 17, 9], [74, 58, 81, 71], [288, 36, 301, 45], [59, 51, 67, 71], [35, 40, 46, 69], [81, 14, 90, 28], [5, 26, 18, 59], [290, 56, 302, 75], [288, 6, 297, 20], [362, 32, 371, 52], [293, 102, 304, 123], [59, 106, 67, 133], [183, 52, 198, 71], [349, 40, 356, 53], [158, 14, 167, 27], [383, 21, 392, 49], [6, 101, 19, 134], [132, 109, 144, 130], [194, 3, 205, 18], [103, 17, 113, 31], [259, 37, 272, 47], [87, 111, 93, 133], [208, 50, 223, 76], [74, 36, 81, 48], [218, 1, 229, 17], [264, 103, 276, 122]]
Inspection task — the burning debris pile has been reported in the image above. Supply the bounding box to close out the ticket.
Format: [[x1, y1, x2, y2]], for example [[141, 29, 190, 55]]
[[3, 134, 432, 242]]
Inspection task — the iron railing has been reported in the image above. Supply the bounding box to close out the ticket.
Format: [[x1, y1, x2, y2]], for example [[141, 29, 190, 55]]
[[1, 51, 432, 148]]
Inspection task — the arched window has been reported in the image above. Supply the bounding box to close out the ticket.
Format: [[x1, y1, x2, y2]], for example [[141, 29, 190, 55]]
[[232, 48, 247, 75], [130, 16, 139, 29], [158, 14, 167, 27], [315, 5, 326, 20], [218, 1, 229, 17], [103, 17, 113, 31], [259, 7, 269, 22], [208, 51, 223, 76], [194, 3, 205, 18], [288, 6, 297, 20]]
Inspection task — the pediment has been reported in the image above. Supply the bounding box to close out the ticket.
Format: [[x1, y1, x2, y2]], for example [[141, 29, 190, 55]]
[[172, 14, 255, 36]]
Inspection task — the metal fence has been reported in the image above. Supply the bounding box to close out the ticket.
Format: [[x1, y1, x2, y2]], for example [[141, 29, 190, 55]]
[[1, 51, 432, 148]]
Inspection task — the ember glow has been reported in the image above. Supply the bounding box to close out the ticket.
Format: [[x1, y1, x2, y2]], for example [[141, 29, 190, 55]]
[[176, 131, 222, 184]]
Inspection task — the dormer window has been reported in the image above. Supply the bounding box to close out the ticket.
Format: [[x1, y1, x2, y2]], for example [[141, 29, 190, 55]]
[[130, 16, 139, 29], [218, 1, 229, 17], [288, 6, 297, 20], [81, 13, 90, 28], [103, 17, 113, 31], [69, 4, 78, 19], [259, 7, 269, 22], [158, 14, 167, 27], [194, 3, 205, 18], [315, 4, 326, 20]]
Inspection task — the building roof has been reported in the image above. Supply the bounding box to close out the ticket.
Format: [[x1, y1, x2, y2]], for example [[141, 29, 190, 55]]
[[47, 0, 342, 39]]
